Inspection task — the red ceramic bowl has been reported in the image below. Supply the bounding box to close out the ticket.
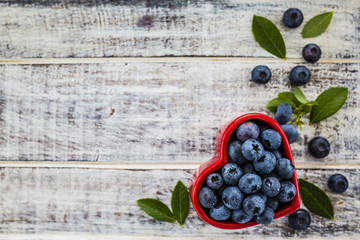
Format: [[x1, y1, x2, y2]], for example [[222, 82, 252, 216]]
[[189, 113, 300, 229]]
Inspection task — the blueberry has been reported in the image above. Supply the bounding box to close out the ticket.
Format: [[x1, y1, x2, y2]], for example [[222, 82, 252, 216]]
[[308, 137, 330, 158], [276, 181, 296, 203], [228, 141, 247, 165], [231, 209, 253, 224], [275, 158, 294, 179], [239, 173, 262, 194], [237, 121, 260, 143], [262, 177, 281, 197], [253, 151, 277, 174], [272, 150, 282, 160], [303, 43, 322, 63], [275, 103, 292, 124], [221, 163, 243, 185], [255, 207, 274, 225], [266, 197, 279, 211], [241, 139, 265, 162], [288, 209, 311, 230], [209, 203, 231, 221], [243, 195, 265, 216], [251, 65, 272, 84], [222, 186, 244, 210], [328, 174, 348, 193], [243, 163, 256, 174], [206, 173, 224, 190], [290, 66, 311, 86], [254, 192, 268, 203], [199, 187, 218, 208], [281, 124, 298, 144], [283, 8, 303, 28], [261, 129, 282, 150]]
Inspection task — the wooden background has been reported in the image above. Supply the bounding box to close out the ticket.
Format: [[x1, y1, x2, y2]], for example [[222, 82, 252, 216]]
[[0, 0, 359, 239]]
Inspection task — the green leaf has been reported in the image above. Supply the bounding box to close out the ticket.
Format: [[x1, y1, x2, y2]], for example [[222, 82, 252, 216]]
[[278, 92, 301, 106], [302, 11, 334, 38], [252, 15, 286, 59], [137, 198, 176, 223], [294, 87, 307, 104], [299, 179, 336, 220], [310, 87, 348, 123], [266, 98, 296, 112], [171, 181, 189, 226]]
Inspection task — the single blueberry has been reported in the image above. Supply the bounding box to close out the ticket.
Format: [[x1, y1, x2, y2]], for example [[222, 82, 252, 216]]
[[209, 203, 231, 221], [238, 173, 262, 194], [290, 66, 311, 86], [272, 150, 282, 160], [302, 43, 322, 63], [328, 174, 348, 193], [231, 209, 253, 224], [275, 158, 294, 179], [251, 65, 272, 84], [253, 151, 277, 174], [288, 209, 311, 230], [206, 173, 224, 190], [236, 121, 260, 143], [222, 186, 244, 210], [283, 8, 303, 28], [255, 207, 274, 225], [241, 139, 265, 162], [261, 129, 282, 150], [228, 141, 247, 165], [243, 195, 265, 216], [276, 181, 296, 203], [275, 103, 293, 124], [243, 163, 256, 174], [281, 124, 298, 144], [199, 186, 218, 208], [266, 197, 279, 211], [261, 177, 281, 197], [308, 137, 330, 158], [221, 163, 243, 185]]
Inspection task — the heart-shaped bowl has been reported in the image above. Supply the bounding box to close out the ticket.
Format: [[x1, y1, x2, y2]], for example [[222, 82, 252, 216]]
[[189, 113, 301, 229]]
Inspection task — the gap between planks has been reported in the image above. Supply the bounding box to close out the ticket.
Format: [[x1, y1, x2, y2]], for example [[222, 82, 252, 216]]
[[0, 58, 360, 64], [1, 234, 359, 240], [2, 234, 359, 240], [0, 161, 358, 170]]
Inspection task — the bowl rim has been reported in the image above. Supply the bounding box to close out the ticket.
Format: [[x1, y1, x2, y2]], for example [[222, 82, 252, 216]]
[[190, 113, 301, 229]]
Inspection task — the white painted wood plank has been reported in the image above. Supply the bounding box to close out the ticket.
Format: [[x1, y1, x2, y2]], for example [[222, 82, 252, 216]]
[[0, 62, 358, 163], [0, 168, 358, 237], [0, 0, 359, 58]]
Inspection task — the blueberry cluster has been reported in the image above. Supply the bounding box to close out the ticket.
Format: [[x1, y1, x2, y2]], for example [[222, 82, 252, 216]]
[[199, 121, 296, 225]]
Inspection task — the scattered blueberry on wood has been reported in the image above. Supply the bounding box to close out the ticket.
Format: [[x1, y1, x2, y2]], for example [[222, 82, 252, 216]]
[[283, 8, 304, 28], [328, 174, 348, 193], [288, 209, 311, 230]]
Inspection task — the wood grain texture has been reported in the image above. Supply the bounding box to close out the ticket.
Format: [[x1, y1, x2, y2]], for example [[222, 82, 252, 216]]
[[0, 167, 358, 238], [0, 0, 359, 58], [0, 62, 358, 163]]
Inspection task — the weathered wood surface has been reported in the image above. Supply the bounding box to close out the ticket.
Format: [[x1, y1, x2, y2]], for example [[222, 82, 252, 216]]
[[0, 62, 358, 163], [0, 167, 358, 238], [0, 0, 359, 58]]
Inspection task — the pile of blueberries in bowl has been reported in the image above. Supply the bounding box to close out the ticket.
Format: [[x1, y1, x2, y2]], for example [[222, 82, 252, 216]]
[[198, 121, 297, 225]]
